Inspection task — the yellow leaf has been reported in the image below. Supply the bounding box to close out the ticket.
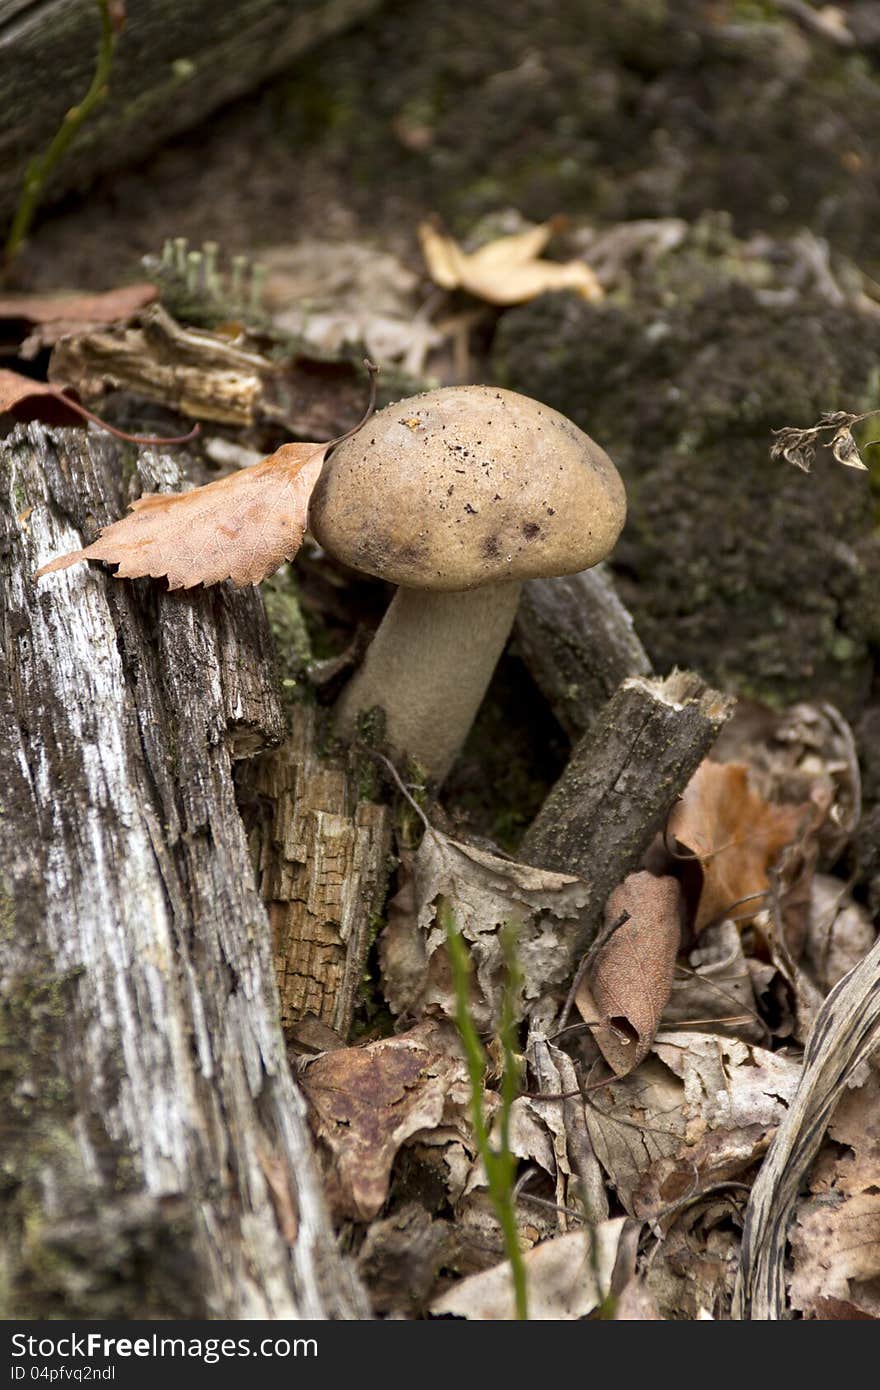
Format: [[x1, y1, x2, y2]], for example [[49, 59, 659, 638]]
[[418, 218, 603, 306]]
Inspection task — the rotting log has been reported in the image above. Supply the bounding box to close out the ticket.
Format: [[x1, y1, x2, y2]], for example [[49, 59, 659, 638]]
[[0, 422, 369, 1318], [0, 0, 386, 223], [515, 564, 652, 740], [239, 707, 392, 1040], [520, 670, 733, 957]]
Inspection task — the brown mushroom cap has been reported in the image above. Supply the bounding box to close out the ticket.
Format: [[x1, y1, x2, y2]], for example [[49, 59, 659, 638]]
[[309, 385, 626, 591]]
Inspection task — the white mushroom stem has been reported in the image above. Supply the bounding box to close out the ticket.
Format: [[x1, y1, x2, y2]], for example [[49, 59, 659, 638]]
[[335, 580, 522, 783]]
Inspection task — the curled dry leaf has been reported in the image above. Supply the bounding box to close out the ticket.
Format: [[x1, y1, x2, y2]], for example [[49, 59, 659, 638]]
[[418, 218, 603, 306], [575, 872, 683, 1076], [299, 1020, 471, 1222], [1, 367, 199, 448], [771, 408, 878, 474], [668, 758, 810, 933], [524, 1035, 609, 1225], [831, 427, 869, 471], [380, 829, 591, 1030], [430, 1220, 627, 1320], [35, 441, 327, 589]]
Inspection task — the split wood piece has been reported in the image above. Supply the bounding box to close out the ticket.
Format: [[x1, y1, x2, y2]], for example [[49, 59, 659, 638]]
[[520, 670, 733, 961], [50, 302, 274, 428], [516, 564, 652, 739], [0, 423, 368, 1319], [240, 706, 392, 1040], [0, 0, 386, 221], [733, 929, 880, 1320]]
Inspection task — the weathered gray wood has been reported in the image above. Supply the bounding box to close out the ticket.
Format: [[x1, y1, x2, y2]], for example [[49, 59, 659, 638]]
[[0, 0, 385, 223], [515, 565, 652, 740], [240, 705, 392, 1040], [520, 671, 733, 955], [733, 931, 880, 1320], [0, 422, 369, 1318]]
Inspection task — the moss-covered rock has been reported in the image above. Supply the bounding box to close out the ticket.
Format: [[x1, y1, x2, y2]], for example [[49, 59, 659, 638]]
[[492, 241, 880, 715]]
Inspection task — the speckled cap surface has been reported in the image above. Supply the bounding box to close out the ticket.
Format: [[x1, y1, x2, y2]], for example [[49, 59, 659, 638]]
[[309, 385, 626, 591]]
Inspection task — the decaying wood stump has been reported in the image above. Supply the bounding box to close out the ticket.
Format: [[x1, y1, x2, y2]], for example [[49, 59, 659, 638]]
[[0, 0, 386, 222], [240, 708, 392, 1040], [0, 422, 369, 1318]]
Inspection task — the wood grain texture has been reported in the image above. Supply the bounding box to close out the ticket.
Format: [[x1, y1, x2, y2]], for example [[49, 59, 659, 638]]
[[521, 670, 733, 960], [241, 706, 392, 1039], [733, 931, 880, 1320], [0, 422, 369, 1317], [516, 565, 652, 740], [0, 0, 385, 220]]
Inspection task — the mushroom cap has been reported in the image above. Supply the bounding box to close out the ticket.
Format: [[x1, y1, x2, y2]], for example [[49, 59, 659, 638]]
[[309, 384, 626, 591]]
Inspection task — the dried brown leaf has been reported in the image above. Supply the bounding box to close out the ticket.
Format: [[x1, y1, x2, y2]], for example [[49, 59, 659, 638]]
[[0, 283, 155, 357], [585, 1030, 799, 1220], [805, 874, 877, 993], [668, 759, 809, 933], [633, 1123, 770, 1225], [418, 218, 603, 306], [524, 1036, 608, 1225], [662, 919, 767, 1043], [0, 368, 86, 427], [430, 1221, 627, 1320], [380, 829, 591, 1029], [300, 1020, 469, 1221], [575, 872, 683, 1076], [653, 1031, 801, 1136], [832, 426, 869, 470], [790, 1070, 880, 1319], [584, 1057, 688, 1214], [35, 441, 327, 589]]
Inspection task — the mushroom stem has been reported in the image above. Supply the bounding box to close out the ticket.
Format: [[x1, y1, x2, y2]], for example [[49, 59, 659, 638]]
[[335, 581, 522, 783]]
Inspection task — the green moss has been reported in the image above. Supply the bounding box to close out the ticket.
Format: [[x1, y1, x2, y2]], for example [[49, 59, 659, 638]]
[[0, 882, 14, 939], [262, 563, 312, 700], [492, 241, 880, 716]]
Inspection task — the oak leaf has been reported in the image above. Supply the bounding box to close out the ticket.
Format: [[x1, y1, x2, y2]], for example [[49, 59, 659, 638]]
[[575, 872, 683, 1076], [418, 218, 603, 306], [35, 441, 327, 589], [668, 759, 808, 933]]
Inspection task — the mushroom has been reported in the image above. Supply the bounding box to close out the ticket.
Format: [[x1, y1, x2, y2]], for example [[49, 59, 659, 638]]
[[309, 384, 626, 782]]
